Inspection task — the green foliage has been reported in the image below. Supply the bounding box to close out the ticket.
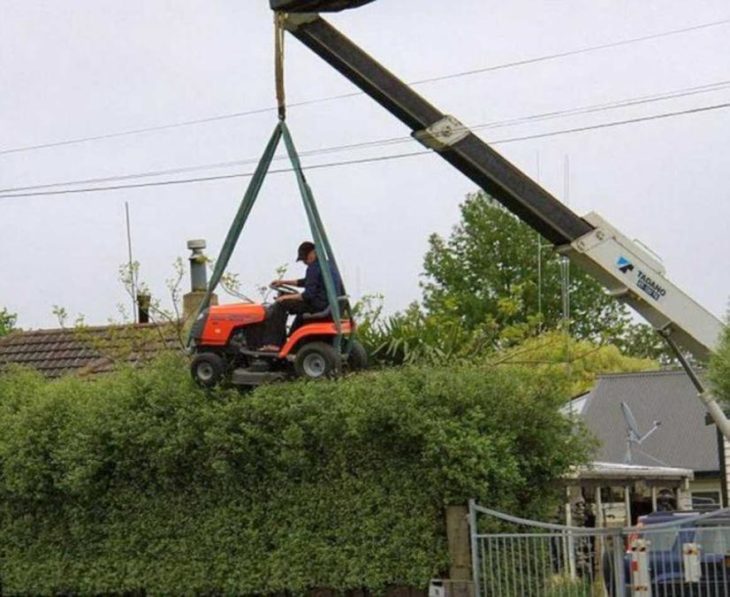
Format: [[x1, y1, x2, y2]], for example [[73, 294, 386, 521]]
[[355, 297, 657, 389], [354, 192, 669, 368], [0, 356, 590, 594], [355, 297, 491, 366], [0, 307, 17, 337], [611, 322, 673, 363], [710, 320, 730, 403], [421, 192, 653, 352], [490, 331, 658, 396]]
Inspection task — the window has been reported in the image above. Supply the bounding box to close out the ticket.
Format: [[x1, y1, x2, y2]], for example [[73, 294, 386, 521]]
[[691, 491, 721, 511]]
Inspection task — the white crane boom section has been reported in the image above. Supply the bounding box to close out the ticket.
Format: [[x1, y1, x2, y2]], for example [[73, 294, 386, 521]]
[[561, 212, 723, 361]]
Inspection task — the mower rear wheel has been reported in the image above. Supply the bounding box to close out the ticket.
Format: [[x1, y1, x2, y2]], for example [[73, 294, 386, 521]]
[[191, 352, 225, 388], [346, 339, 368, 371], [294, 342, 341, 380]]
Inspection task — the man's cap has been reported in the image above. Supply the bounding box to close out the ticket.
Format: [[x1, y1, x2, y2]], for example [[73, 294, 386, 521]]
[[297, 241, 315, 262]]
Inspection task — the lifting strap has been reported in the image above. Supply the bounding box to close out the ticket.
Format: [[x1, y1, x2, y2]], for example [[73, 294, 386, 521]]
[[187, 120, 345, 349], [187, 19, 345, 350], [274, 13, 287, 121], [281, 123, 344, 343]]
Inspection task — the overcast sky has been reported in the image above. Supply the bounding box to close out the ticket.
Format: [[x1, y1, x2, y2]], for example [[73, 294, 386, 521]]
[[1, 0, 729, 329]]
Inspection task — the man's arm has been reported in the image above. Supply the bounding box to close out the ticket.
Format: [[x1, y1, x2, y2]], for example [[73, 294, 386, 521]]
[[271, 278, 306, 287], [300, 261, 322, 305], [276, 292, 303, 303]]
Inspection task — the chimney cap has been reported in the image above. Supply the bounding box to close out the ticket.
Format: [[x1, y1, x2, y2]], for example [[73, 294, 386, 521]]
[[187, 239, 207, 251]]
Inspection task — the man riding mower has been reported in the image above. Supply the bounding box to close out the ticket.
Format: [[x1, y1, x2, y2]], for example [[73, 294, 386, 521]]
[[189, 241, 367, 388]]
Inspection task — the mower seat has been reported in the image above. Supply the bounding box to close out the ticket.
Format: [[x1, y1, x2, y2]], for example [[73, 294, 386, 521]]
[[302, 296, 349, 322]]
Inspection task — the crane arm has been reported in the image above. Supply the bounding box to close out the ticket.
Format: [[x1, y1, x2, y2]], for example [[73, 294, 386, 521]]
[[277, 11, 724, 350], [278, 13, 591, 247], [272, 6, 728, 434]]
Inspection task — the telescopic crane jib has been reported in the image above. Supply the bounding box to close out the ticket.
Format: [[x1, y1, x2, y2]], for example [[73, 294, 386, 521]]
[[269, 0, 730, 440]]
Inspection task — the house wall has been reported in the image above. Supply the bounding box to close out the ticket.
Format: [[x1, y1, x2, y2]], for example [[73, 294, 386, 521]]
[[689, 477, 723, 507], [722, 438, 730, 508]]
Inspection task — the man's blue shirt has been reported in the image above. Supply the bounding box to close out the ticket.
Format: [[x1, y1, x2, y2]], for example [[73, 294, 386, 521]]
[[298, 259, 344, 311]]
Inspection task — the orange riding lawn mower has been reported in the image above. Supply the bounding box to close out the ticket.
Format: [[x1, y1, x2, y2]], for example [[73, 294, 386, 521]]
[[188, 284, 368, 388]]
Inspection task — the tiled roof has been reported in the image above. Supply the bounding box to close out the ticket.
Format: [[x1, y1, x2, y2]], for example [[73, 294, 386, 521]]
[[578, 370, 719, 473], [0, 323, 183, 379]]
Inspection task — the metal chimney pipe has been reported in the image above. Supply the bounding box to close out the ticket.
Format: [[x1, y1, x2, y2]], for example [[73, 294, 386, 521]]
[[187, 239, 208, 292]]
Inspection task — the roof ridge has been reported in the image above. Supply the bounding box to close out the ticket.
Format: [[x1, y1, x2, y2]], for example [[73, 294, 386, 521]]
[[0, 321, 169, 339], [597, 369, 698, 380]]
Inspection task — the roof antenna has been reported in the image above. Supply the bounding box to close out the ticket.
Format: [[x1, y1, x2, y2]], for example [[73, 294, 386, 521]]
[[621, 401, 662, 464], [125, 201, 137, 323]]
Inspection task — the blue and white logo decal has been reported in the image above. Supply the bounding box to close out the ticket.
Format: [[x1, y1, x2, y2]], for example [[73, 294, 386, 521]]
[[617, 256, 634, 274], [617, 256, 666, 301]]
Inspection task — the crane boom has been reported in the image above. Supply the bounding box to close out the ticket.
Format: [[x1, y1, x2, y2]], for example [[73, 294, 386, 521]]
[[272, 7, 728, 436], [278, 13, 591, 247]]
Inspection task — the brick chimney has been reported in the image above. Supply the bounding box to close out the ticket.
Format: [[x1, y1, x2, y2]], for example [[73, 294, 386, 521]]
[[183, 239, 217, 322]]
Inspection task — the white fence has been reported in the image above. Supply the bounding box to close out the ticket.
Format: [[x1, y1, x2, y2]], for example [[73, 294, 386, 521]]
[[469, 501, 730, 597]]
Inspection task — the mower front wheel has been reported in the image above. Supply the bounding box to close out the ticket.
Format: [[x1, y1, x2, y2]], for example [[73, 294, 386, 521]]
[[191, 352, 225, 388], [294, 342, 341, 380]]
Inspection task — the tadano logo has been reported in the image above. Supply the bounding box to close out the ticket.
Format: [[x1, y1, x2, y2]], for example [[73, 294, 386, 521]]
[[637, 270, 667, 301], [617, 256, 634, 274]]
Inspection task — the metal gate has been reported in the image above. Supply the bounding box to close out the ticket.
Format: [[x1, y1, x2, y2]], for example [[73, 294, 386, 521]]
[[468, 501, 730, 597]]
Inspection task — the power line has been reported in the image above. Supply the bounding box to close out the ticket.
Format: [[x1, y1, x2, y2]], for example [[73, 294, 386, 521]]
[[0, 152, 424, 198], [409, 17, 730, 85], [3, 79, 729, 194], [492, 101, 730, 145], [1, 100, 728, 200], [1, 16, 728, 156], [470, 80, 730, 133]]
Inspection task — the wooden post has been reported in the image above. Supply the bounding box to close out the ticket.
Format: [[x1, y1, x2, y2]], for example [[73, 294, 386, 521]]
[[595, 486, 603, 528], [446, 505, 474, 597]]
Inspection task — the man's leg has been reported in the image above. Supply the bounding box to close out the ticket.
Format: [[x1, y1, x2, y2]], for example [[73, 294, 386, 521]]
[[286, 299, 317, 337], [260, 302, 289, 348]]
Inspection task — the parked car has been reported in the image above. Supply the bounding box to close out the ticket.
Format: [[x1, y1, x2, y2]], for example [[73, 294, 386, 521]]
[[604, 511, 730, 597]]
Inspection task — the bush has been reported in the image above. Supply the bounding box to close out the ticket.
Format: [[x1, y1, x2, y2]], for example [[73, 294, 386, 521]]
[[0, 356, 590, 595]]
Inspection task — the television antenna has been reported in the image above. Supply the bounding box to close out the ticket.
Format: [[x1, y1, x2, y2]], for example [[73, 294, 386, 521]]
[[621, 401, 662, 465]]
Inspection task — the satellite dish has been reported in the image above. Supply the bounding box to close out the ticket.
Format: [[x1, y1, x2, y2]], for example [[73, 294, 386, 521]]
[[620, 401, 662, 464]]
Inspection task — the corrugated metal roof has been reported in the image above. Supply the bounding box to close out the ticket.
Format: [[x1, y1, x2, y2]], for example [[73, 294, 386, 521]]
[[567, 461, 694, 481], [581, 371, 718, 473], [0, 324, 181, 379]]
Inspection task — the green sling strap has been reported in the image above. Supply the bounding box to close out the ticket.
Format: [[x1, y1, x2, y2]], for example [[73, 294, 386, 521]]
[[280, 123, 343, 346], [187, 121, 345, 350]]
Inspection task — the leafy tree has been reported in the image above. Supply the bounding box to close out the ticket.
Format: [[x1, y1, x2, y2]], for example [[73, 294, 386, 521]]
[[710, 318, 730, 403], [489, 330, 658, 396], [0, 307, 17, 337], [356, 297, 655, 391], [422, 191, 635, 343], [356, 294, 539, 366], [611, 321, 673, 363]]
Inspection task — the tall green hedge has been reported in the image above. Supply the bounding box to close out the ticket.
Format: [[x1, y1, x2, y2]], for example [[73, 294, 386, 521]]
[[0, 356, 588, 595]]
